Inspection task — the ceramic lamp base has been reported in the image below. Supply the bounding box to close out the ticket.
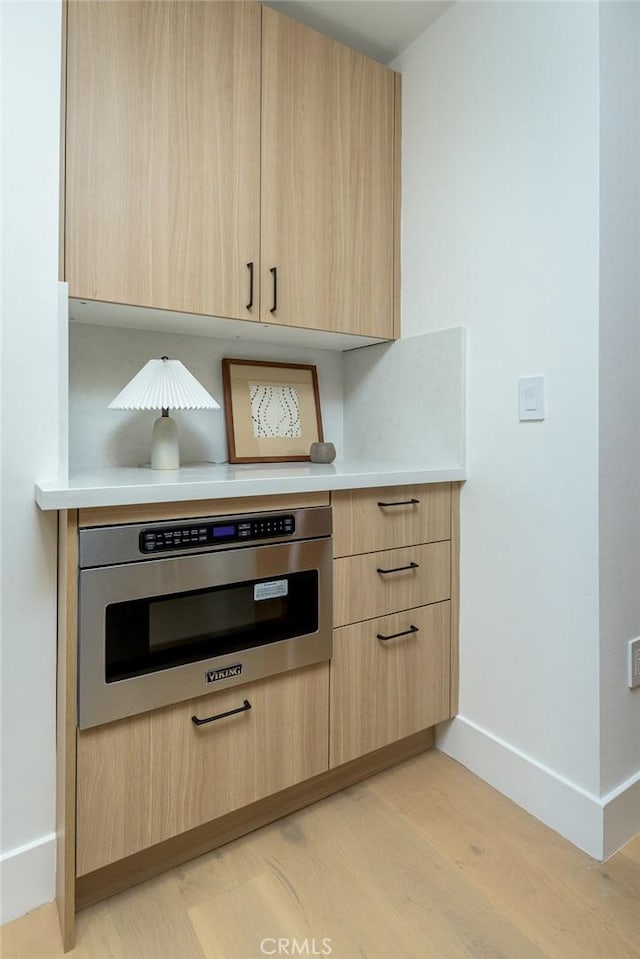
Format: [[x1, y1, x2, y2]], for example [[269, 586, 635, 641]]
[[151, 414, 179, 470]]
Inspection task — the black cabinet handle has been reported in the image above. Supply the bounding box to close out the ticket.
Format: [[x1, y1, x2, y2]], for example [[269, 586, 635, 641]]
[[270, 266, 277, 313], [192, 699, 251, 726], [377, 625, 419, 642], [246, 262, 254, 310], [377, 499, 420, 508], [376, 561, 419, 575]]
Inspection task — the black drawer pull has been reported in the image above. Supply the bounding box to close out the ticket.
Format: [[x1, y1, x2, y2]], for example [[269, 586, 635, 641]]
[[377, 498, 420, 508], [192, 699, 251, 726], [246, 261, 254, 310], [376, 561, 419, 575], [270, 266, 278, 313], [377, 625, 419, 642]]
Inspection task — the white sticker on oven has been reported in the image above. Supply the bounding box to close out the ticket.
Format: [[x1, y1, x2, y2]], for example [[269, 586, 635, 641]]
[[254, 579, 289, 601]]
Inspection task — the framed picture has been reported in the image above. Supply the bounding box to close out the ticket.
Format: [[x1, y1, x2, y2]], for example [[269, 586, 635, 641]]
[[222, 358, 324, 463]]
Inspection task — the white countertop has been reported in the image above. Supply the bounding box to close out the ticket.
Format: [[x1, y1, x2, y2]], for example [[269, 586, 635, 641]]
[[34, 460, 466, 510]]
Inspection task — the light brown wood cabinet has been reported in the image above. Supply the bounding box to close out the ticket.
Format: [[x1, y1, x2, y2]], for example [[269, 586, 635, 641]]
[[331, 603, 451, 766], [329, 483, 458, 767], [76, 663, 329, 876], [56, 487, 458, 950], [65, 1, 262, 321], [63, 2, 399, 339], [260, 7, 397, 337]]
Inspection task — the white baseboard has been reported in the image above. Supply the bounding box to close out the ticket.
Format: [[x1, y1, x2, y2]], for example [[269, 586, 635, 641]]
[[602, 771, 640, 859], [436, 716, 605, 858], [437, 716, 640, 861], [0, 833, 55, 925]]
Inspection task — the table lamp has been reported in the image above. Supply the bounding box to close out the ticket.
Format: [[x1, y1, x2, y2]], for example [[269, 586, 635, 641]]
[[109, 356, 220, 469]]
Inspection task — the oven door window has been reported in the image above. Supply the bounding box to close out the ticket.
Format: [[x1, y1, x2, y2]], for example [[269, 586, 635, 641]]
[[104, 571, 318, 682]]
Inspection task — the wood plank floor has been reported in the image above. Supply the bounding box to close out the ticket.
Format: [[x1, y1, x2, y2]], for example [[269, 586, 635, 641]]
[[2, 749, 639, 959]]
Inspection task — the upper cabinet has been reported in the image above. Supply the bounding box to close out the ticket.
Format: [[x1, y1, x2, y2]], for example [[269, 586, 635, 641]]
[[65, 1, 261, 321], [260, 6, 397, 338], [63, 2, 400, 341]]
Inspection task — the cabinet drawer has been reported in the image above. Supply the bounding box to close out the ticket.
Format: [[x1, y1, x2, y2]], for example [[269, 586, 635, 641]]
[[330, 602, 451, 767], [76, 663, 329, 875], [334, 542, 450, 627], [332, 484, 451, 557]]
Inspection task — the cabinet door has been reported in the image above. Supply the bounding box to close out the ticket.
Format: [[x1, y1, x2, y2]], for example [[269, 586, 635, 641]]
[[66, 1, 261, 320], [330, 603, 451, 767], [76, 664, 329, 875], [261, 6, 396, 338]]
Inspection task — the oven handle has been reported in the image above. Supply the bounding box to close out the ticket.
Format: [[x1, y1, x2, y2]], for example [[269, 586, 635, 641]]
[[192, 699, 252, 726]]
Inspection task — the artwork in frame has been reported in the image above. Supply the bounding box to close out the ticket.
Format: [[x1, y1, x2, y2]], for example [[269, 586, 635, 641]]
[[221, 358, 324, 463]]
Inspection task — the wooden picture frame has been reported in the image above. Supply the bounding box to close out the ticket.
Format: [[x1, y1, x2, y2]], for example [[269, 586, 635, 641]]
[[222, 358, 324, 463]]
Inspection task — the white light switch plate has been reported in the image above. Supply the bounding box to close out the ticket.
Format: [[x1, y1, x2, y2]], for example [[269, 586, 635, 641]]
[[628, 637, 640, 689], [519, 376, 545, 421]]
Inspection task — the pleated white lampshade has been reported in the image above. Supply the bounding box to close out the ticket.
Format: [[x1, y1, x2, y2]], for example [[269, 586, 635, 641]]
[[109, 357, 220, 470], [108, 357, 220, 412]]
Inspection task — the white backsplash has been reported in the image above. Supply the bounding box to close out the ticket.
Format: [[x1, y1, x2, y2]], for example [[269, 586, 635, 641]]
[[69, 323, 466, 473], [343, 327, 466, 467], [69, 324, 346, 471]]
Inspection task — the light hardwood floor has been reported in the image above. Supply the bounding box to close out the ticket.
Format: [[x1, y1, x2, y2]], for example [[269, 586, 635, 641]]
[[2, 750, 639, 959]]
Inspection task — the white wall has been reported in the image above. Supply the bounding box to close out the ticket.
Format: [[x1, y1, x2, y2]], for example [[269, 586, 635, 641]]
[[0, 0, 62, 923], [394, 1, 603, 850], [598, 1, 640, 843], [69, 324, 345, 471]]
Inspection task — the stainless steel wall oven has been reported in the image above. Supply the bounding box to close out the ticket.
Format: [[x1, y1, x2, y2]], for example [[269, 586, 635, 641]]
[[78, 506, 332, 728]]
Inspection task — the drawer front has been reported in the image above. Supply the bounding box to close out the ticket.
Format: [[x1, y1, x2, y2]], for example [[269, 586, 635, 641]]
[[334, 541, 450, 627], [332, 483, 451, 557], [76, 663, 329, 875], [330, 602, 451, 767], [78, 492, 330, 529]]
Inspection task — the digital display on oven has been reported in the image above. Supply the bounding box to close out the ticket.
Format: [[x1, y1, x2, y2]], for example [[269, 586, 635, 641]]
[[213, 524, 235, 538], [139, 514, 295, 553]]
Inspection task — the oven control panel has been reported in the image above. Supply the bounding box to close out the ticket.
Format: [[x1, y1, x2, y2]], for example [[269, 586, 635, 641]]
[[139, 514, 296, 553]]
